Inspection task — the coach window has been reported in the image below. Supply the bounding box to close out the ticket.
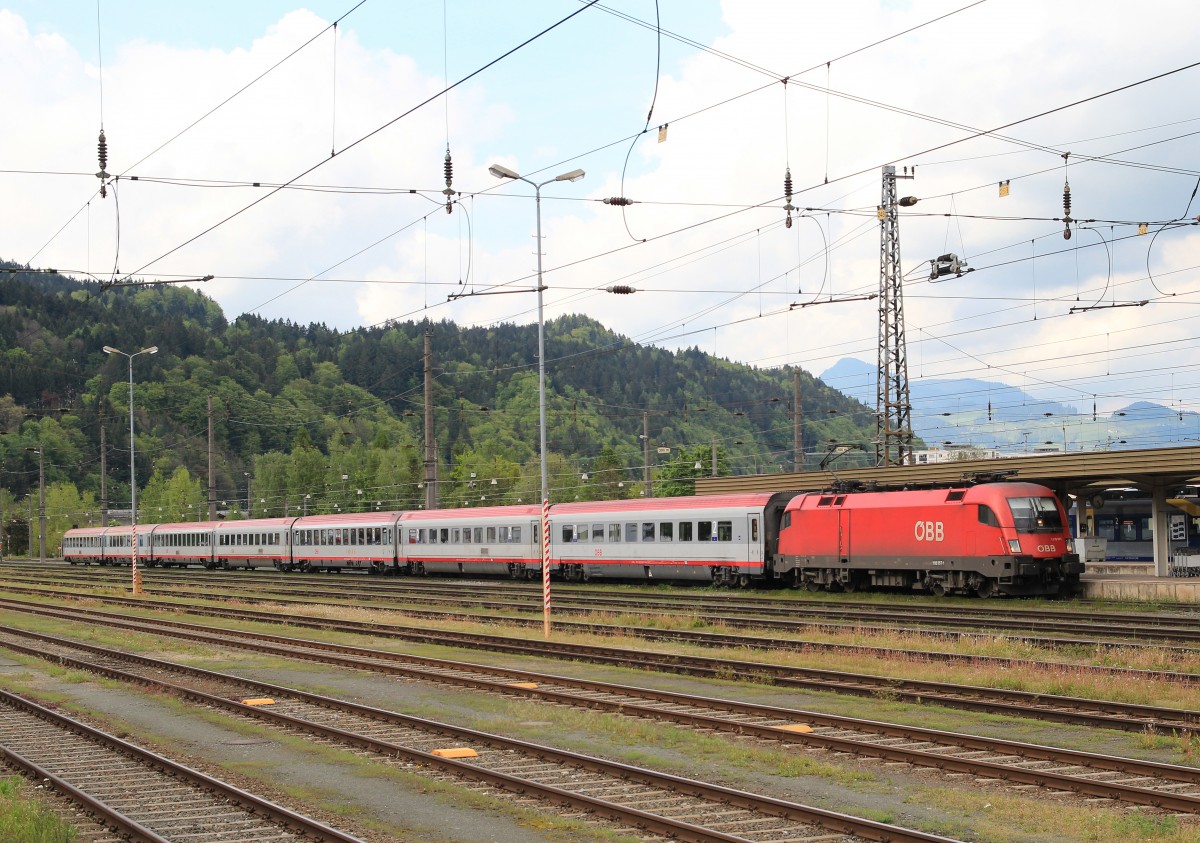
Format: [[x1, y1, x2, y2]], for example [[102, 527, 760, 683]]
[[641, 522, 655, 542], [450, 528, 460, 543], [608, 523, 622, 543], [438, 528, 449, 543], [499, 526, 510, 542], [625, 522, 638, 542], [512, 526, 522, 542], [751, 519, 759, 542], [578, 524, 590, 542], [592, 524, 604, 543], [562, 525, 576, 543], [698, 521, 713, 542], [349, 529, 357, 546], [473, 527, 484, 543], [717, 521, 733, 541], [487, 526, 497, 543], [978, 505, 1000, 527], [659, 522, 673, 542]]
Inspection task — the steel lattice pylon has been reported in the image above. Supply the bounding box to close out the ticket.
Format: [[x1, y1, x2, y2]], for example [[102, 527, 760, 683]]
[[876, 165, 914, 466]]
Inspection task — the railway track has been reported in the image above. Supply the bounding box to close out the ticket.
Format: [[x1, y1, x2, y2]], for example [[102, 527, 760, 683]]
[[0, 686, 365, 843], [5, 575, 1200, 697], [13, 564, 1200, 650], [4, 592, 1200, 736], [0, 624, 958, 842], [5, 614, 1200, 817]]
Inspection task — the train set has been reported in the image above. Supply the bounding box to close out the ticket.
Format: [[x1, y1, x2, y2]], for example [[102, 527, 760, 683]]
[[62, 481, 1082, 597]]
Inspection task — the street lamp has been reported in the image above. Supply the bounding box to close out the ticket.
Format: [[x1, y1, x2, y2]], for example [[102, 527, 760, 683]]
[[104, 343, 157, 594], [23, 445, 44, 563], [488, 162, 584, 637]]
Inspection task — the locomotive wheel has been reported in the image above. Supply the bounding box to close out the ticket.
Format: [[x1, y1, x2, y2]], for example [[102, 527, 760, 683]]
[[974, 578, 995, 598], [842, 576, 858, 593], [930, 581, 946, 597], [805, 579, 821, 592]]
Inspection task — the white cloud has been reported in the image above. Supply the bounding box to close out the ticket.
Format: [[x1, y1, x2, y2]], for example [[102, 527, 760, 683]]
[[3, 0, 1200, 422]]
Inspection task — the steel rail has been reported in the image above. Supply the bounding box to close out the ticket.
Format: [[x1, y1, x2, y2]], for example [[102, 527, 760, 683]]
[[6, 622, 1200, 814]]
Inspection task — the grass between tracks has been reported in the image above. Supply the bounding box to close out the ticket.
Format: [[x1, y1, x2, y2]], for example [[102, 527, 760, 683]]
[[0, 776, 77, 842]]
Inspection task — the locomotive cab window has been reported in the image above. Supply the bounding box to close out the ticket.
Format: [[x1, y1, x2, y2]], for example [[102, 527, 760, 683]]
[[1007, 496, 1063, 533]]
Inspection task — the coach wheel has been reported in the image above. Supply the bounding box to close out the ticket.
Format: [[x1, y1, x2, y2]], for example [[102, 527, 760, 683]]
[[737, 574, 751, 589], [930, 581, 946, 597], [974, 578, 996, 598]]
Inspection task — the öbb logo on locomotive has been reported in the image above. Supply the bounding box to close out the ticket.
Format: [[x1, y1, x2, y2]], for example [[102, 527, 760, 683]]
[[913, 521, 944, 542], [61, 481, 1083, 598]]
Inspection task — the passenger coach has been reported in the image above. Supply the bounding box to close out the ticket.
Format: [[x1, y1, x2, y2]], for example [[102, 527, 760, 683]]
[[548, 493, 794, 585]]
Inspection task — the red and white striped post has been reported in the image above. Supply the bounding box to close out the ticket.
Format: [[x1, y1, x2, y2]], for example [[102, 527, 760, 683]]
[[542, 497, 551, 637], [131, 525, 142, 595]]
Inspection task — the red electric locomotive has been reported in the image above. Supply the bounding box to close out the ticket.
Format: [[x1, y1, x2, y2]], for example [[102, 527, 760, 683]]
[[773, 481, 1081, 597]]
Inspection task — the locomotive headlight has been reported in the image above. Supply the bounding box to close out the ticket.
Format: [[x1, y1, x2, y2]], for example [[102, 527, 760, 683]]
[[1008, 539, 1022, 554]]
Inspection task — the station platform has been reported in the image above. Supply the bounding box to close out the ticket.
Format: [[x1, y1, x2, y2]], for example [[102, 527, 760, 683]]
[[1081, 572, 1200, 603]]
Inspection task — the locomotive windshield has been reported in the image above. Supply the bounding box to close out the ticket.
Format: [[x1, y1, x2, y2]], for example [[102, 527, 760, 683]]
[[1006, 496, 1064, 533]]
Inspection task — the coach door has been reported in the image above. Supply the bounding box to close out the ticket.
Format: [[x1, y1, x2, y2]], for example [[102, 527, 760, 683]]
[[746, 512, 761, 565], [531, 520, 542, 570]]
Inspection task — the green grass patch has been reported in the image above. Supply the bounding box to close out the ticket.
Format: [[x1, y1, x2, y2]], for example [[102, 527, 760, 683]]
[[0, 776, 77, 842]]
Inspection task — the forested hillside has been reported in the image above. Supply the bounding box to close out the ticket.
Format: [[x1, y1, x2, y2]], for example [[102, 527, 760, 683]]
[[0, 263, 880, 555]]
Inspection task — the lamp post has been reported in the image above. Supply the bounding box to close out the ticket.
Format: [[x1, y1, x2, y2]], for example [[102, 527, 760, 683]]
[[103, 344, 157, 595], [488, 163, 585, 638], [24, 445, 44, 562]]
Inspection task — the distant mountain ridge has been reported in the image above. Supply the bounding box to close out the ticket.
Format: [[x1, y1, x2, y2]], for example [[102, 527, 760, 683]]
[[819, 358, 1193, 452]]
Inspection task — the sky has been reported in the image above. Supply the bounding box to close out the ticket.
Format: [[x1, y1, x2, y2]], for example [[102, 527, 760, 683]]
[[4, 0, 1200, 453]]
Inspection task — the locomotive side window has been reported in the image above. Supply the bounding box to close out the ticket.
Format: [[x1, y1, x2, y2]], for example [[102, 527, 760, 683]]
[[679, 522, 693, 542], [625, 522, 638, 542], [698, 521, 713, 541], [978, 505, 1000, 527], [717, 521, 732, 541], [659, 522, 673, 542], [642, 522, 655, 542], [818, 496, 834, 507]]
